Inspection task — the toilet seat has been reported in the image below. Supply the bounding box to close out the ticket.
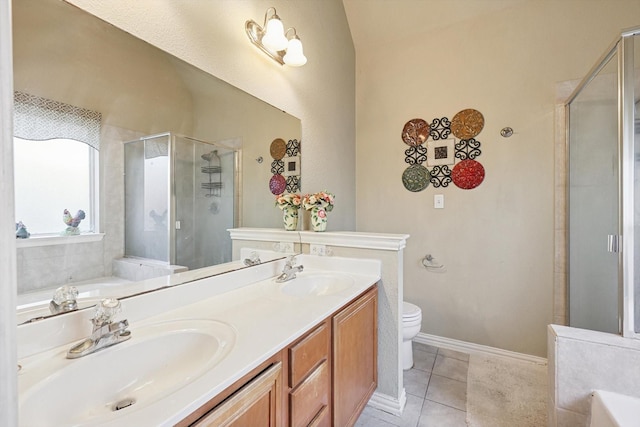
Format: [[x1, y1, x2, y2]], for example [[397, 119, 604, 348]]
[[403, 302, 422, 320]]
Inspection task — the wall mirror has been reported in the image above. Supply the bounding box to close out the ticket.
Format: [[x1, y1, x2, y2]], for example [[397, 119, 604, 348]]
[[13, 0, 301, 324]]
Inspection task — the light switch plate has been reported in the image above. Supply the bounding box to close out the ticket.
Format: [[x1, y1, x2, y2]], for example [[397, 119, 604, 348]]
[[434, 194, 444, 209]]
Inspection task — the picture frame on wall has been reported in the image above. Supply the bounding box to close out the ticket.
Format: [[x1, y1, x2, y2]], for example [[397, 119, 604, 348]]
[[427, 138, 455, 167]]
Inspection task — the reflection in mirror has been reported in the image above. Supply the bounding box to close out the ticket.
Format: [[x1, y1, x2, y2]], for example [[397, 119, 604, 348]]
[[13, 0, 301, 323]]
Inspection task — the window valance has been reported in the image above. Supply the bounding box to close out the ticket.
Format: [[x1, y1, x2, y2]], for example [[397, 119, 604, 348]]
[[13, 91, 101, 150]]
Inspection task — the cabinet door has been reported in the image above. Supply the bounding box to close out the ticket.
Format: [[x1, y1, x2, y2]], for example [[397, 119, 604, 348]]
[[193, 362, 282, 427], [332, 287, 378, 427]]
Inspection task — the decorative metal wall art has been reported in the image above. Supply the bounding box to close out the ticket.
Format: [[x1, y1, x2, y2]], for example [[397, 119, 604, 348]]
[[404, 145, 427, 165], [429, 117, 452, 141], [271, 159, 284, 174], [451, 109, 484, 139], [400, 108, 486, 192], [429, 165, 452, 188], [451, 159, 485, 189], [269, 138, 301, 194], [402, 118, 430, 146], [402, 164, 430, 192], [454, 137, 482, 160]]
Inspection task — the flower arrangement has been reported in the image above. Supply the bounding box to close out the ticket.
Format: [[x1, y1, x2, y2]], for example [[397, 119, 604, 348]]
[[275, 193, 302, 210], [302, 191, 335, 212]]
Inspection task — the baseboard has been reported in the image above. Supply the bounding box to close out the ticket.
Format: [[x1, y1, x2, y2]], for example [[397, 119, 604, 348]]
[[367, 389, 407, 416], [414, 332, 548, 365]]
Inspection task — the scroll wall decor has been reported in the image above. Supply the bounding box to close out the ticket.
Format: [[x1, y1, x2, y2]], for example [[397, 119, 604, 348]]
[[401, 108, 485, 191], [269, 138, 301, 194]]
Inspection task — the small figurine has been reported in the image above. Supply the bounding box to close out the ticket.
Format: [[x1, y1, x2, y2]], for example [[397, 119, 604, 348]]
[[15, 221, 30, 239], [61, 209, 86, 236], [149, 209, 168, 228]]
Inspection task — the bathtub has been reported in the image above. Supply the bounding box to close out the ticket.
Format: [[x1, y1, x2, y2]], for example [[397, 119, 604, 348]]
[[590, 390, 640, 427]]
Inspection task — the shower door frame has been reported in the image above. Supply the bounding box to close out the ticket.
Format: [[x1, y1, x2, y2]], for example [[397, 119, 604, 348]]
[[565, 26, 640, 339]]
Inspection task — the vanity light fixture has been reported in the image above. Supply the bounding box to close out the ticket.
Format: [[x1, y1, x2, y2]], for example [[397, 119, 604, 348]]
[[245, 7, 307, 67]]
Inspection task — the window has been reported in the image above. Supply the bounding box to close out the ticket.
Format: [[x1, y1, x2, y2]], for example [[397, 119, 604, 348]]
[[13, 91, 101, 236], [13, 137, 97, 234]]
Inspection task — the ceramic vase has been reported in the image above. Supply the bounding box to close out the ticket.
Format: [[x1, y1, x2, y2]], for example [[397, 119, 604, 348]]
[[310, 206, 327, 232], [282, 206, 299, 231]]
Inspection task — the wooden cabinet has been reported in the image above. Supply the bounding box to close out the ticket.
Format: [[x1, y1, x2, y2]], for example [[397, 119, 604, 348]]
[[288, 321, 331, 427], [178, 284, 378, 427], [332, 287, 378, 427], [192, 362, 283, 427]]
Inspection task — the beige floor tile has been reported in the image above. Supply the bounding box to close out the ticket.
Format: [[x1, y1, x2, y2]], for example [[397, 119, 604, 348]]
[[414, 342, 438, 354], [437, 348, 470, 362], [417, 400, 467, 427], [404, 367, 431, 398], [425, 374, 467, 411], [432, 354, 468, 382], [413, 348, 437, 372]]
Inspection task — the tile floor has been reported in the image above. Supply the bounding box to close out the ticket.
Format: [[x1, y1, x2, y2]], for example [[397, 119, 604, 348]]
[[355, 342, 470, 427]]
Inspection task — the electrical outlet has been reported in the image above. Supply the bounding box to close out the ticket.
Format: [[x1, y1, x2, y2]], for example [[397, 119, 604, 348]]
[[434, 194, 444, 209], [310, 244, 327, 256]]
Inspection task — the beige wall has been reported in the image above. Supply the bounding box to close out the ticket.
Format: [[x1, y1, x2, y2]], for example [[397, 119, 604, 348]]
[[67, 0, 357, 232], [353, 1, 640, 357]]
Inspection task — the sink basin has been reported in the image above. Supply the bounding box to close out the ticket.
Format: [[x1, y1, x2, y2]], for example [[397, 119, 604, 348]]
[[278, 272, 354, 297], [19, 319, 236, 426]]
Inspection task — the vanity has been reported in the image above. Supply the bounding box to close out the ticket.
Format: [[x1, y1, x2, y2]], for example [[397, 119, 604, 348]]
[[17, 255, 380, 426]]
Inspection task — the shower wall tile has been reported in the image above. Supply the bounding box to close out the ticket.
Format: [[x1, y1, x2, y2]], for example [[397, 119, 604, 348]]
[[550, 325, 640, 423], [17, 241, 105, 293]]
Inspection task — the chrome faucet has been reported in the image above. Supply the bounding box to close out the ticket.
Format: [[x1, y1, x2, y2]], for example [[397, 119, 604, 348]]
[[243, 251, 262, 266], [67, 298, 131, 359], [275, 256, 304, 283], [49, 285, 79, 315]]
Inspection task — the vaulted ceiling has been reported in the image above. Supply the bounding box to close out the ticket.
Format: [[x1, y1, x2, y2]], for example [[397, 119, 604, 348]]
[[342, 0, 527, 50]]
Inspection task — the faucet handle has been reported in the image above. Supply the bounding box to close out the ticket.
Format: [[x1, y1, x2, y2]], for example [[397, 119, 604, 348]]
[[52, 285, 79, 305], [50, 285, 79, 314], [285, 254, 298, 265], [93, 298, 121, 325]]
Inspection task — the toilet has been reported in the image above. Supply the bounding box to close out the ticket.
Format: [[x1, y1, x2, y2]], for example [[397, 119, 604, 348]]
[[402, 301, 423, 370]]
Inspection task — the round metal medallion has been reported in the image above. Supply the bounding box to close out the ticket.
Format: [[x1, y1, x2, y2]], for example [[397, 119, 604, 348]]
[[451, 109, 484, 140], [402, 164, 431, 192]]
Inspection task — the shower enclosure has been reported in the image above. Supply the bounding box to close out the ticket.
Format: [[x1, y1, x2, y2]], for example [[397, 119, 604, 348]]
[[567, 26, 640, 337], [124, 132, 239, 271]]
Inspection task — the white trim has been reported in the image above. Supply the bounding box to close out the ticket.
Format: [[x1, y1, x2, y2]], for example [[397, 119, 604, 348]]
[[15, 232, 105, 248], [366, 389, 407, 416], [229, 228, 410, 251], [298, 231, 409, 251], [414, 332, 548, 365], [228, 228, 302, 243]]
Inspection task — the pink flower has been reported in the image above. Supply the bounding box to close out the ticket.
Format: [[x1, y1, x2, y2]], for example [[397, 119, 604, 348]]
[[318, 209, 326, 218]]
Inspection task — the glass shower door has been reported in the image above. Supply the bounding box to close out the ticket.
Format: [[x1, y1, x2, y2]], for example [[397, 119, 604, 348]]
[[568, 49, 620, 334]]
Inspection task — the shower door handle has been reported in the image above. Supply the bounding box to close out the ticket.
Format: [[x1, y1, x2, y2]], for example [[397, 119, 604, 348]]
[[607, 234, 620, 253]]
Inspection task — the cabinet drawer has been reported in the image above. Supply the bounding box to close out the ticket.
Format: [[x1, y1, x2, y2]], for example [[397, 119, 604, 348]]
[[308, 405, 330, 427], [289, 321, 329, 386], [290, 360, 329, 427], [193, 362, 282, 427]]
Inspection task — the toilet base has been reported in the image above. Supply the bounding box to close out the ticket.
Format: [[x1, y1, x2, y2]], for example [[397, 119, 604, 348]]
[[402, 339, 414, 370]]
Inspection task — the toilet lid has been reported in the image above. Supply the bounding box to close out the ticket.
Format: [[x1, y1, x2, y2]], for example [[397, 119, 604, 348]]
[[403, 301, 421, 318]]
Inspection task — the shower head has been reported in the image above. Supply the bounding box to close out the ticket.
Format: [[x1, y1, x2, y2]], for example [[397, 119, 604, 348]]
[[201, 151, 216, 161]]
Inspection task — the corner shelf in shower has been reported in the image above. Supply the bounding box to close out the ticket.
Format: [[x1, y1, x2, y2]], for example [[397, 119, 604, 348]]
[[201, 150, 223, 197]]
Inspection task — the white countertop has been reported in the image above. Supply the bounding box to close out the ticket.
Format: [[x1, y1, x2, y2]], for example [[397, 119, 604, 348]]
[[17, 255, 381, 426]]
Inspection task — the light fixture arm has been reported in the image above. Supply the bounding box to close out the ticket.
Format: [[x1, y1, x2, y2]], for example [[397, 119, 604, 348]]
[[284, 27, 298, 40], [262, 7, 278, 28]]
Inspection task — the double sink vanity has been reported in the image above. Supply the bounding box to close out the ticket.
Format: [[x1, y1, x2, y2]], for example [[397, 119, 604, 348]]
[[17, 254, 381, 426]]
